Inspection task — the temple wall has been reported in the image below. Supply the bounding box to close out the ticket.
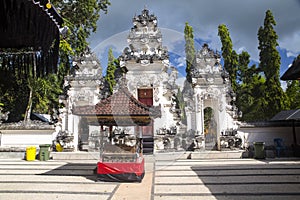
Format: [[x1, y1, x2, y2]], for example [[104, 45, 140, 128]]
[[238, 126, 300, 147], [0, 129, 54, 148], [1, 126, 298, 151]]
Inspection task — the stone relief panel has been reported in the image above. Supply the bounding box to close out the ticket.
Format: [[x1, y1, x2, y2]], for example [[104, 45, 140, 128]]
[[195, 86, 225, 112], [153, 87, 159, 102], [127, 73, 162, 89]]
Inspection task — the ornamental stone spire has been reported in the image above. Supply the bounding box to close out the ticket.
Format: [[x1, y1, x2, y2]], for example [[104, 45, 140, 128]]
[[120, 8, 168, 63]]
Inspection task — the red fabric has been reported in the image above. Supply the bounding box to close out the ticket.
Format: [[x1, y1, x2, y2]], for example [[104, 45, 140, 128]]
[[97, 157, 144, 176]]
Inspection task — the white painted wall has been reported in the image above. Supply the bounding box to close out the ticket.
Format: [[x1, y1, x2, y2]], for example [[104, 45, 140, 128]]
[[0, 129, 54, 148], [1, 125, 295, 150], [238, 126, 300, 147]]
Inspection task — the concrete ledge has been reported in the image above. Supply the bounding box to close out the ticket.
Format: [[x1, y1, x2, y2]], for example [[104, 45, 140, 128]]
[[181, 150, 244, 159], [51, 152, 100, 160], [0, 152, 25, 159]]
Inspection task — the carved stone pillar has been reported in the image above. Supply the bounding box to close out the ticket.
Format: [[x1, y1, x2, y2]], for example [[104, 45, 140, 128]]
[[185, 109, 192, 131], [194, 88, 203, 136]]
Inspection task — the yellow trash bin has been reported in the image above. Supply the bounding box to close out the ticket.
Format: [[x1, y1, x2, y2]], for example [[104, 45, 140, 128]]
[[26, 146, 36, 161]]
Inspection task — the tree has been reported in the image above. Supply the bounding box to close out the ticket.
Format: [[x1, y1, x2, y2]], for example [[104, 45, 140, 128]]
[[286, 80, 300, 109], [258, 10, 288, 118], [52, 0, 111, 55], [0, 66, 28, 121], [236, 51, 253, 120], [28, 0, 111, 120], [184, 22, 196, 83], [285, 55, 300, 109], [176, 88, 187, 124], [32, 75, 63, 114], [243, 76, 267, 121], [237, 51, 251, 84], [105, 48, 117, 94], [204, 107, 214, 133], [218, 24, 238, 92], [236, 55, 267, 121]]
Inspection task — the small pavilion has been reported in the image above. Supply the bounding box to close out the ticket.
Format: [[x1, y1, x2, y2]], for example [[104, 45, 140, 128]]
[[73, 84, 161, 181], [72, 82, 161, 153]]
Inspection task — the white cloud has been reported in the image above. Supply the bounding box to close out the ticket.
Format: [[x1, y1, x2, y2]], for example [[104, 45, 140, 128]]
[[88, 0, 300, 74], [174, 57, 185, 68], [237, 47, 246, 54], [278, 32, 300, 55], [280, 32, 300, 58], [176, 76, 186, 89], [281, 80, 287, 91], [286, 51, 298, 58], [161, 28, 184, 52], [92, 31, 128, 60]]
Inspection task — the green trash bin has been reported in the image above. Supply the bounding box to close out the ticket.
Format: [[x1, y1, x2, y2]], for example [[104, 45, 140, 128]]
[[253, 142, 265, 159], [39, 144, 51, 161]]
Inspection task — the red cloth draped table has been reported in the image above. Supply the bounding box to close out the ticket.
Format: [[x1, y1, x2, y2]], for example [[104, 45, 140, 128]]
[[97, 157, 145, 182]]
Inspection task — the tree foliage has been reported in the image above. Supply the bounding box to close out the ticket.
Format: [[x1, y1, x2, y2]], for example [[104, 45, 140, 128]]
[[52, 0, 111, 55], [184, 22, 196, 83], [0, 69, 28, 121], [285, 55, 300, 109], [218, 24, 238, 92], [235, 51, 264, 121], [32, 75, 63, 114], [215, 10, 296, 121], [257, 10, 288, 119], [286, 80, 300, 109], [176, 88, 187, 124], [105, 48, 117, 94], [204, 107, 214, 132]]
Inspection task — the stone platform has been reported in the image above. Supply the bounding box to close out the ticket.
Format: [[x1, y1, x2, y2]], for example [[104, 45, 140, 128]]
[[0, 150, 245, 160]]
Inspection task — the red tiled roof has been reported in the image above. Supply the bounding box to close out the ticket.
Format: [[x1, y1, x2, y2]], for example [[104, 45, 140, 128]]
[[73, 87, 160, 117]]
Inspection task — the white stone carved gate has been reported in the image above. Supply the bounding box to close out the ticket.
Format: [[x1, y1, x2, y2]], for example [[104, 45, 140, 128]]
[[185, 44, 239, 150]]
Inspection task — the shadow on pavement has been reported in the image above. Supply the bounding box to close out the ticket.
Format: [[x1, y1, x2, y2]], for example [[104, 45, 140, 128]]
[[39, 162, 98, 182], [191, 162, 300, 199]]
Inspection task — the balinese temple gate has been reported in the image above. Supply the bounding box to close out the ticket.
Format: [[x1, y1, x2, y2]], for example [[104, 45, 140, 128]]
[[58, 8, 241, 154], [119, 8, 183, 152], [185, 44, 240, 150]]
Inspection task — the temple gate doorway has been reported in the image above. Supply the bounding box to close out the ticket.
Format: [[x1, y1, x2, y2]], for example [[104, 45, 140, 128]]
[[137, 88, 154, 153], [204, 107, 217, 150]]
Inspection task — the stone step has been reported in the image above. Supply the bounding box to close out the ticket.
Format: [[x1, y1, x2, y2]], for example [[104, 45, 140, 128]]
[[180, 150, 244, 159], [51, 152, 100, 160], [0, 152, 25, 159]]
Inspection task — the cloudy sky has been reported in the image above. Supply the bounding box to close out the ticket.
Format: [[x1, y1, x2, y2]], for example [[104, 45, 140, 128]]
[[88, 0, 300, 79]]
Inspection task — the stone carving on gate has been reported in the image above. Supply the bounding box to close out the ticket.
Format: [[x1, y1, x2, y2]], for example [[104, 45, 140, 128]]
[[153, 87, 159, 102]]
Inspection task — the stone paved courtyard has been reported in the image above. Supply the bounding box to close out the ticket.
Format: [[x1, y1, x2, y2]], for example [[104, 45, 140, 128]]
[[0, 153, 300, 200]]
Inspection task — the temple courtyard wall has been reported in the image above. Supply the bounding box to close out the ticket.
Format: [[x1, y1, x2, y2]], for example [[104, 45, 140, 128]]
[[1, 125, 299, 156], [0, 129, 54, 151], [238, 126, 300, 147]]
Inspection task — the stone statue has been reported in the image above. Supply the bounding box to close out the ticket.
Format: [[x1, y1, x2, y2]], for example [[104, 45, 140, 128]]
[[0, 107, 9, 125]]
